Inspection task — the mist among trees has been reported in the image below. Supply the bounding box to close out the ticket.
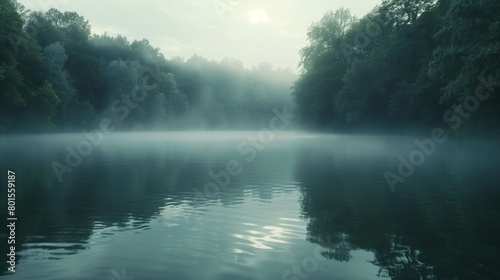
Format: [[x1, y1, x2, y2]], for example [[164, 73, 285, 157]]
[[1, 0, 499, 135], [0, 0, 296, 133]]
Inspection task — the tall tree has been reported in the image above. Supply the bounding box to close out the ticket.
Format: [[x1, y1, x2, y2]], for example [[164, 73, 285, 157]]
[[293, 8, 356, 129], [429, 0, 500, 133]]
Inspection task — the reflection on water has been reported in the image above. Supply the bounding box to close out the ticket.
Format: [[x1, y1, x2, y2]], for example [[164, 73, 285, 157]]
[[0, 132, 499, 279]]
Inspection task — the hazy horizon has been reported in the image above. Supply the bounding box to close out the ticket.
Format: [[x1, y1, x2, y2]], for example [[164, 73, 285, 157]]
[[17, 0, 381, 72]]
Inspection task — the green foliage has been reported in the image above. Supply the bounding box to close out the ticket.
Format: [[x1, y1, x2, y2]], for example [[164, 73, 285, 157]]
[[380, 0, 437, 26], [293, 0, 500, 135], [0, 0, 30, 132], [3, 1, 499, 134], [0, 3, 296, 133], [293, 8, 355, 129], [24, 81, 60, 131], [336, 58, 386, 127], [35, 80, 60, 115], [41, 42, 77, 120]]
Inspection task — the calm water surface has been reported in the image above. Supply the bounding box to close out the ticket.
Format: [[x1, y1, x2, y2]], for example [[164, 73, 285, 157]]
[[0, 132, 499, 280]]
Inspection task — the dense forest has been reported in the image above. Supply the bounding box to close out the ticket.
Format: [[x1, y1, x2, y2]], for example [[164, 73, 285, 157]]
[[0, 0, 295, 133], [1, 0, 499, 135], [293, 0, 500, 135]]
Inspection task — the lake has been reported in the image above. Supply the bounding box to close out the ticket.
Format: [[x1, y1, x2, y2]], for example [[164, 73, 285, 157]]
[[0, 132, 499, 280]]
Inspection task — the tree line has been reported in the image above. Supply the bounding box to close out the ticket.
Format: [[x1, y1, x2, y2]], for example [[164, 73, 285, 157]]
[[0, 0, 296, 133], [293, 0, 500, 136]]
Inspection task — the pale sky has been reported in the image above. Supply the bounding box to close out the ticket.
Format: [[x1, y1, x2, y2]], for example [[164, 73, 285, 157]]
[[18, 0, 381, 72]]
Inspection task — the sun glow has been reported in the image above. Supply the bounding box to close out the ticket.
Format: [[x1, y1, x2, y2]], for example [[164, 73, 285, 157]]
[[248, 9, 269, 24]]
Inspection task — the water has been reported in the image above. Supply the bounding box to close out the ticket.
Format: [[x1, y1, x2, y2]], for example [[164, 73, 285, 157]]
[[0, 132, 499, 280]]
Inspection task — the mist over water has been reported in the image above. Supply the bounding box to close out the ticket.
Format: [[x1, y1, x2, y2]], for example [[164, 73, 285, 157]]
[[1, 132, 500, 279]]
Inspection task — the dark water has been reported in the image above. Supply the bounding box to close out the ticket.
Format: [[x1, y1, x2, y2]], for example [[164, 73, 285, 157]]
[[0, 132, 499, 280]]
